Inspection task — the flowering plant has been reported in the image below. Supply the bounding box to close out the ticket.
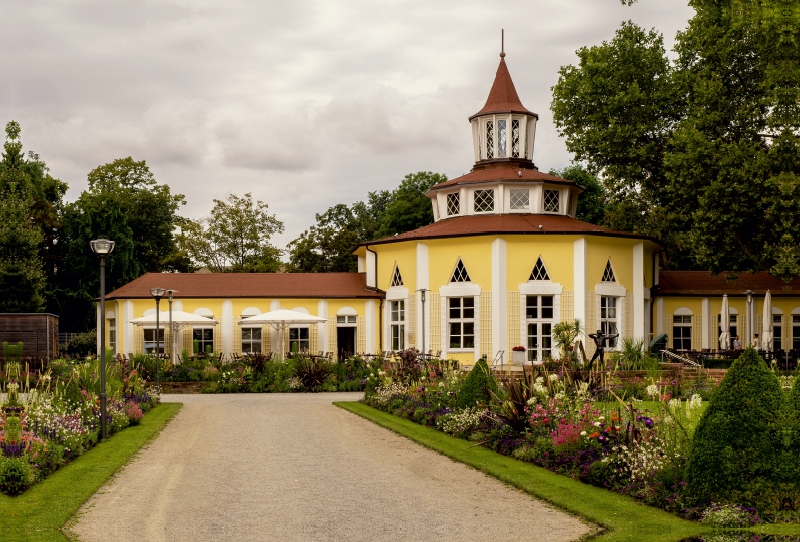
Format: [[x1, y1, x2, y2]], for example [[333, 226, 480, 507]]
[[512, 346, 526, 352]]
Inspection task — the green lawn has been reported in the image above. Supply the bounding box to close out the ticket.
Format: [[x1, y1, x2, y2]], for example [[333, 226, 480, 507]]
[[0, 402, 181, 542], [336, 401, 800, 542]]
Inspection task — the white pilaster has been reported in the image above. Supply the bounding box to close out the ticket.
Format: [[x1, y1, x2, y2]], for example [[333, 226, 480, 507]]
[[123, 300, 134, 356], [573, 238, 587, 329], [416, 243, 429, 352], [222, 299, 233, 355], [701, 297, 710, 349], [318, 300, 328, 354], [633, 243, 644, 339], [270, 299, 280, 351], [365, 300, 376, 354], [366, 250, 377, 288], [491, 238, 507, 362]]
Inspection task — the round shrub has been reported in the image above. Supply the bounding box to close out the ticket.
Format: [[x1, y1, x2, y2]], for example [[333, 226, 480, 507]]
[[456, 359, 497, 409], [0, 457, 32, 496], [684, 348, 783, 513]]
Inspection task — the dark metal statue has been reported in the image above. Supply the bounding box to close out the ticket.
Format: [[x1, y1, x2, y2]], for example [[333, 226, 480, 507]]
[[587, 328, 618, 372]]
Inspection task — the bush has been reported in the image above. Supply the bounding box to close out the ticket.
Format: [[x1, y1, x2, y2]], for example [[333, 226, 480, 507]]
[[684, 348, 783, 513], [456, 359, 496, 409], [61, 329, 97, 359], [293, 357, 331, 391], [0, 457, 32, 495]]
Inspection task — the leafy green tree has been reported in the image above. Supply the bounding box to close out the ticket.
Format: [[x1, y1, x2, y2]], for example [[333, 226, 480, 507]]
[[0, 183, 45, 312], [552, 4, 800, 278], [375, 172, 446, 238], [549, 165, 606, 225], [287, 172, 445, 272], [178, 193, 284, 273], [0, 121, 68, 312]]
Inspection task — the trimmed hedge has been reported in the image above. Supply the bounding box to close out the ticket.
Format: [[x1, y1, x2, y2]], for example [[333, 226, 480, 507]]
[[456, 358, 496, 409], [684, 348, 784, 513]]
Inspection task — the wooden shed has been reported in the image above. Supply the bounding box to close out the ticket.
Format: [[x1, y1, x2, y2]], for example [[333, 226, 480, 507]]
[[0, 313, 59, 361]]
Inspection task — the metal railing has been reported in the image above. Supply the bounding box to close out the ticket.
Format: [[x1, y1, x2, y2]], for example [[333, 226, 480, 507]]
[[660, 349, 702, 367]]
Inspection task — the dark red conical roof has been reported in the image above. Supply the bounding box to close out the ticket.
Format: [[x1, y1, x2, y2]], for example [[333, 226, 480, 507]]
[[469, 53, 536, 120]]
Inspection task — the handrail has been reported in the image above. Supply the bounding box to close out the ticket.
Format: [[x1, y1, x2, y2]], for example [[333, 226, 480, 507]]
[[661, 349, 702, 368]]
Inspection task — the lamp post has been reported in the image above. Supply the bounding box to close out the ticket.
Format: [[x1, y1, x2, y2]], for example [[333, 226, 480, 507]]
[[150, 287, 166, 388], [90, 238, 115, 440]]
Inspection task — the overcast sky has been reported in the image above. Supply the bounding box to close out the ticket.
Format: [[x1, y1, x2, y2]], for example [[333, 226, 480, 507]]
[[2, 0, 693, 249]]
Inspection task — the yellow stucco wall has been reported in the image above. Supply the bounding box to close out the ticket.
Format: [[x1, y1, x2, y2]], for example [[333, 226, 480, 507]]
[[587, 238, 635, 290], [505, 236, 578, 289], [424, 238, 495, 290], [376, 244, 417, 292]]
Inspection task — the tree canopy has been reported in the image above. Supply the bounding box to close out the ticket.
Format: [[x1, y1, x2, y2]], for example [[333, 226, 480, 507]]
[[551, 1, 800, 278], [287, 171, 445, 272], [177, 193, 284, 273], [549, 164, 607, 225]]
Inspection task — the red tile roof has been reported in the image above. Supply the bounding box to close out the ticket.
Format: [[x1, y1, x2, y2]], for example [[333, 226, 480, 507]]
[[365, 214, 657, 246], [428, 165, 579, 194], [104, 272, 383, 300], [469, 55, 535, 120], [656, 271, 800, 296]]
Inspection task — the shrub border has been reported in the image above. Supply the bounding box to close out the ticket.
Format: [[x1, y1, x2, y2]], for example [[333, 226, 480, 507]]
[[335, 401, 800, 541], [0, 402, 182, 542]]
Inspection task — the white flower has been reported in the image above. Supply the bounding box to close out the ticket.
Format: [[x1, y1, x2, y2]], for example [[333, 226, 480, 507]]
[[526, 397, 537, 406], [580, 430, 587, 436], [535, 376, 544, 384], [593, 421, 601, 427], [598, 415, 605, 421], [668, 398, 681, 412], [646, 384, 659, 398], [548, 374, 558, 382]]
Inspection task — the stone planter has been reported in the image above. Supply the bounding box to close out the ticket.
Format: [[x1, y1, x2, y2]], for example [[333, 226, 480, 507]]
[[511, 350, 526, 365]]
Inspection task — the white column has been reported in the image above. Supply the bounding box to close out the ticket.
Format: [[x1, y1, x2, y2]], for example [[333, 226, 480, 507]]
[[633, 243, 644, 339], [270, 299, 280, 351], [491, 238, 507, 362], [123, 300, 134, 356], [222, 299, 233, 355], [365, 300, 376, 354], [366, 250, 377, 288], [318, 300, 328, 354], [701, 298, 710, 349], [573, 238, 587, 329], [416, 243, 429, 352]]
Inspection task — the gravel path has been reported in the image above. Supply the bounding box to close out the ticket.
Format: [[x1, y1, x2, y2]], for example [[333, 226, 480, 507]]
[[71, 394, 592, 542]]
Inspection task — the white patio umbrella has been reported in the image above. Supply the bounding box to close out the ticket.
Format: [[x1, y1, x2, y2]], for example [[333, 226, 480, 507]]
[[719, 295, 731, 350], [762, 290, 773, 352], [131, 311, 218, 362], [238, 309, 326, 358]]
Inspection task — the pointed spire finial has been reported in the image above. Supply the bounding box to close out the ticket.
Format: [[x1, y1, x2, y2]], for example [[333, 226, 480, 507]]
[[500, 29, 505, 58]]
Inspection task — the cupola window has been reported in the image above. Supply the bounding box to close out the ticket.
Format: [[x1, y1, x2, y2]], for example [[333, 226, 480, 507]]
[[497, 119, 507, 157], [510, 188, 529, 210], [529, 257, 550, 281], [474, 189, 495, 213], [450, 259, 471, 283], [447, 193, 460, 216], [543, 189, 560, 213], [485, 120, 494, 159], [390, 265, 403, 287], [512, 119, 520, 158], [602, 260, 616, 283]]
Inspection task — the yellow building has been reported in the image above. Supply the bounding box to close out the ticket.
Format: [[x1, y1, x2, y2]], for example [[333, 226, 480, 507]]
[[100, 49, 800, 362]]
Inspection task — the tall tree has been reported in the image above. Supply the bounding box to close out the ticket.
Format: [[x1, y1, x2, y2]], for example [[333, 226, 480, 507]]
[[177, 193, 284, 273], [549, 164, 607, 225], [0, 183, 45, 312], [287, 172, 446, 272], [551, 3, 800, 277], [0, 121, 68, 312]]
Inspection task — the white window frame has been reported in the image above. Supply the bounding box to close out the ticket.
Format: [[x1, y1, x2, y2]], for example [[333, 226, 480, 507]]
[[509, 188, 530, 211], [793, 313, 800, 350], [193, 327, 214, 354], [543, 188, 560, 214], [446, 192, 460, 216], [525, 295, 554, 362], [772, 313, 782, 351], [447, 297, 475, 351], [672, 315, 692, 350], [289, 326, 310, 353], [473, 189, 495, 213], [389, 300, 406, 351], [600, 296, 619, 349], [144, 327, 165, 355], [241, 327, 262, 354], [107, 316, 117, 354]]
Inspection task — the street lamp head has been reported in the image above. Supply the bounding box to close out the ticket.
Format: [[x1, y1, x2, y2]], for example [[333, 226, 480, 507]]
[[90, 238, 115, 255], [150, 287, 167, 299]]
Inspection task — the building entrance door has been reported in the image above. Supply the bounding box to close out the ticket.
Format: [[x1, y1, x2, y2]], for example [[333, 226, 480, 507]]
[[337, 327, 356, 359]]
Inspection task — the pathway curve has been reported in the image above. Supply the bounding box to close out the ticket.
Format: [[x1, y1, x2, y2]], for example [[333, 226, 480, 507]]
[[72, 393, 592, 542]]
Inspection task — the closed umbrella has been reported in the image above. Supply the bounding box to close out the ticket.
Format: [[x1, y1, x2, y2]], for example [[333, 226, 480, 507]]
[[719, 295, 731, 350], [762, 290, 773, 352], [239, 309, 327, 358]]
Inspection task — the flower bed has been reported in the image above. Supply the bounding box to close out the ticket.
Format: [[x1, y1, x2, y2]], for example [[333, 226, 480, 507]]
[[360, 350, 795, 523], [0, 357, 160, 496]]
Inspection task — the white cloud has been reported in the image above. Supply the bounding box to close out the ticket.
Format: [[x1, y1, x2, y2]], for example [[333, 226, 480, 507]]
[[1, 0, 695, 248]]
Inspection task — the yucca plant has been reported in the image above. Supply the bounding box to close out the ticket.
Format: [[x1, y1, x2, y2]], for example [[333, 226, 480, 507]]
[[616, 337, 658, 370], [551, 319, 583, 361]]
